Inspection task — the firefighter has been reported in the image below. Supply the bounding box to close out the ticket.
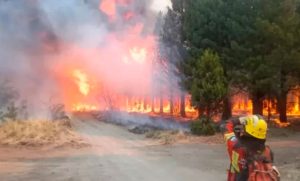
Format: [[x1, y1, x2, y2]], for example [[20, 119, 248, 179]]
[[221, 115, 280, 181]]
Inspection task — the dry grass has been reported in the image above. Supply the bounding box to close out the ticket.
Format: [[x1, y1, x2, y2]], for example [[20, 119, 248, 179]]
[[146, 130, 188, 145], [146, 130, 224, 145], [0, 120, 88, 147]]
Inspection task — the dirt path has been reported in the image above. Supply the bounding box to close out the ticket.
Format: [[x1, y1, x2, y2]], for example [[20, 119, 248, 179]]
[[0, 118, 227, 181], [0, 117, 299, 181]]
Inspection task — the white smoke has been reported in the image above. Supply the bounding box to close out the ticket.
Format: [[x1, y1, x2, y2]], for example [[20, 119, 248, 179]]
[[151, 0, 171, 13], [0, 0, 180, 119], [38, 0, 108, 48]]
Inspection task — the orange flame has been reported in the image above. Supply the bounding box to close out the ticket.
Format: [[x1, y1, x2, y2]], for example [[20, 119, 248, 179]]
[[129, 47, 147, 64], [232, 92, 300, 123], [232, 94, 253, 115], [51, 1, 199, 117], [73, 104, 98, 112], [99, 0, 116, 18], [272, 119, 291, 128], [287, 92, 300, 115], [73, 69, 90, 96]]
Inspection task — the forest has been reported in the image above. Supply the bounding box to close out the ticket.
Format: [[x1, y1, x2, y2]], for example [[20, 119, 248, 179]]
[[158, 0, 300, 123]]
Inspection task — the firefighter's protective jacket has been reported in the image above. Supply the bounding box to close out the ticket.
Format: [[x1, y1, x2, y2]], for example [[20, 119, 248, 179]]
[[223, 119, 275, 181], [223, 119, 248, 181]]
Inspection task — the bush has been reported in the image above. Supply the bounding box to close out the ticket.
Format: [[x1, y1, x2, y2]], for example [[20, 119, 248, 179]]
[[0, 80, 21, 122], [50, 104, 68, 121], [190, 121, 202, 136], [0, 102, 27, 122], [3, 103, 18, 121], [213, 121, 222, 133], [190, 116, 216, 136]]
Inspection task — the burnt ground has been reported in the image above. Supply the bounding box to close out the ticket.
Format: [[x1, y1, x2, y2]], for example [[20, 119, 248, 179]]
[[0, 116, 299, 181]]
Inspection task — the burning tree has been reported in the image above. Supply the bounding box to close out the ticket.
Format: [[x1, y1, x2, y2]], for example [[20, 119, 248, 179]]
[[158, 0, 187, 117]]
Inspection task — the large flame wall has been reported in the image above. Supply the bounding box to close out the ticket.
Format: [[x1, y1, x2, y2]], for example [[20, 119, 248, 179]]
[[0, 0, 179, 118], [48, 0, 196, 117], [232, 91, 300, 116]]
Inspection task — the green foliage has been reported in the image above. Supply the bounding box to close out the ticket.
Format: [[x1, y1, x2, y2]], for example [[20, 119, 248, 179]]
[[264, 0, 300, 91], [181, 0, 263, 119], [190, 116, 216, 136], [183, 0, 259, 70], [244, 0, 300, 119], [174, 0, 300, 121], [190, 49, 227, 118]]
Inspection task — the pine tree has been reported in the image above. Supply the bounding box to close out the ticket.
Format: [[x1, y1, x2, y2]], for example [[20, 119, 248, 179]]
[[190, 49, 227, 119]]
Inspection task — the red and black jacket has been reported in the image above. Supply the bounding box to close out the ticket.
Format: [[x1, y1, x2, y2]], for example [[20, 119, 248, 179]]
[[221, 119, 273, 181]]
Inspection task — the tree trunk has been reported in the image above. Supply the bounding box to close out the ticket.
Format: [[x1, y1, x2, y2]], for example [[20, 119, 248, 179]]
[[267, 97, 271, 123], [298, 95, 300, 111], [197, 106, 203, 119], [222, 96, 232, 120], [252, 93, 263, 115], [143, 97, 147, 111], [151, 96, 155, 112], [278, 69, 288, 123], [206, 107, 211, 121], [160, 94, 163, 114], [180, 93, 186, 117], [170, 91, 174, 115], [278, 92, 288, 123]]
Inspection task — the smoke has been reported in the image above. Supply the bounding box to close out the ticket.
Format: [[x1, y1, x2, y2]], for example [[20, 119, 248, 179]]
[[102, 111, 189, 131], [0, 0, 180, 119], [151, 0, 171, 13]]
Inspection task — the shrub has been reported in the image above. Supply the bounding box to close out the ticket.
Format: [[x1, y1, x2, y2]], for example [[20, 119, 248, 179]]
[[190, 116, 216, 136], [190, 121, 203, 136], [0, 80, 21, 122], [3, 103, 18, 121], [50, 104, 68, 121], [213, 121, 222, 133]]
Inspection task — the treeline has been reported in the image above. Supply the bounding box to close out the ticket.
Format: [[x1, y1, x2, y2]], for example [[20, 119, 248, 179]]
[[159, 0, 300, 122]]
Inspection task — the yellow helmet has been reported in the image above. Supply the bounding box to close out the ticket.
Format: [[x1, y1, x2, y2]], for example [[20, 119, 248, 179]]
[[244, 115, 267, 139]]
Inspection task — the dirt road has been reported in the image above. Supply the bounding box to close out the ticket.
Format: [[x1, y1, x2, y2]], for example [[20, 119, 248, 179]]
[[0, 118, 227, 181], [0, 117, 299, 181]]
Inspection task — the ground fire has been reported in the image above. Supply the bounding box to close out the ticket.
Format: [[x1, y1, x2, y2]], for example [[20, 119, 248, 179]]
[[232, 93, 300, 116], [232, 91, 300, 127], [69, 68, 198, 118]]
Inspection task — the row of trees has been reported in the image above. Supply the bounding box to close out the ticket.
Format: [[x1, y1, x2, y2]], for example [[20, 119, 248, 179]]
[[160, 0, 300, 122]]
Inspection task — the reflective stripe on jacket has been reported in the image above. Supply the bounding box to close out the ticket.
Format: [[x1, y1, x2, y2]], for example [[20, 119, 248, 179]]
[[223, 120, 247, 181]]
